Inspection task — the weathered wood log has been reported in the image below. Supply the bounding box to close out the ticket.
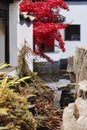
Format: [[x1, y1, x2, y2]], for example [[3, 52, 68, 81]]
[[75, 46, 87, 98]]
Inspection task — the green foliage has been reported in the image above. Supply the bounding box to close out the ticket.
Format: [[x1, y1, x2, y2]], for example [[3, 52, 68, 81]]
[[0, 64, 37, 130], [17, 41, 35, 78], [0, 84, 37, 130], [0, 75, 32, 89], [0, 63, 10, 69]]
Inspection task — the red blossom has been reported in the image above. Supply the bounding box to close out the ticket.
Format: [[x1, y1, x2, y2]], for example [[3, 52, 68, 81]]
[[19, 0, 70, 62]]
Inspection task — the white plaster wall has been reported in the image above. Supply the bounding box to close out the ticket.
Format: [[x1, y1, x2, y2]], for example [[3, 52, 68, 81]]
[[17, 23, 33, 71], [9, 2, 18, 67], [9, 2, 33, 71], [59, 4, 87, 59], [0, 18, 5, 63], [35, 3, 87, 62], [9, 2, 87, 69]]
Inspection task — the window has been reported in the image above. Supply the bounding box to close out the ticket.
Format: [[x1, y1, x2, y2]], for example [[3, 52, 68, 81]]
[[64, 25, 80, 41], [41, 43, 54, 53], [34, 43, 54, 53]]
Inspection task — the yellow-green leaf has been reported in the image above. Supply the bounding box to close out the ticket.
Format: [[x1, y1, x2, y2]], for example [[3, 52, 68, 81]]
[[18, 76, 31, 82], [0, 126, 7, 130], [0, 63, 10, 69], [0, 108, 9, 115]]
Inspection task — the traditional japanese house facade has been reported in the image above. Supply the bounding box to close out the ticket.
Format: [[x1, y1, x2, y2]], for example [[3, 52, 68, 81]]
[[1, 0, 87, 73], [59, 0, 87, 59], [0, 0, 33, 72], [35, 0, 87, 63], [34, 0, 87, 73]]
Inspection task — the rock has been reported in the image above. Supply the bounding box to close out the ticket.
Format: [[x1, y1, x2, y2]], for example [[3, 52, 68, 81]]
[[60, 89, 74, 108], [58, 81, 75, 108], [69, 72, 76, 83], [63, 103, 77, 130], [63, 97, 87, 130], [78, 80, 87, 91], [75, 47, 87, 98], [67, 56, 75, 73], [66, 47, 87, 98], [78, 80, 87, 99], [58, 82, 75, 90], [77, 116, 87, 130], [59, 59, 68, 70], [45, 79, 75, 109], [57, 79, 70, 90], [67, 56, 76, 83], [75, 97, 87, 116]]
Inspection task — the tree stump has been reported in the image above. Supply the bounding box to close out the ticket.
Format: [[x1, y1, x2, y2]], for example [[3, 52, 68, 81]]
[[75, 46, 87, 98]]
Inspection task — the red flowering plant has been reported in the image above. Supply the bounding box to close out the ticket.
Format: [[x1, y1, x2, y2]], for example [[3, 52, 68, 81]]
[[19, 0, 70, 63]]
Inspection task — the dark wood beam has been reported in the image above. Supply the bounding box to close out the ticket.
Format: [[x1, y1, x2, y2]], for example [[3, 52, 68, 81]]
[[0, 0, 20, 3]]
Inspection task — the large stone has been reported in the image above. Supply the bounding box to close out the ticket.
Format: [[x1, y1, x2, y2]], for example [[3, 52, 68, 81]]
[[78, 80, 87, 99], [75, 97, 87, 116], [67, 56, 75, 73], [77, 116, 87, 130], [62, 97, 87, 130], [63, 103, 77, 130], [67, 56, 76, 83], [75, 47, 87, 98], [76, 98, 87, 130]]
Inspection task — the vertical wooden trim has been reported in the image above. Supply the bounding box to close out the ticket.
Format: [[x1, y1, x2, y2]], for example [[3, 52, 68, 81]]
[[5, 10, 9, 63], [0, 2, 10, 63], [5, 4, 10, 63]]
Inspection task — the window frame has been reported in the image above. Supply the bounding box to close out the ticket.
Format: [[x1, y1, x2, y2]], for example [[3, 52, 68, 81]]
[[64, 24, 80, 41]]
